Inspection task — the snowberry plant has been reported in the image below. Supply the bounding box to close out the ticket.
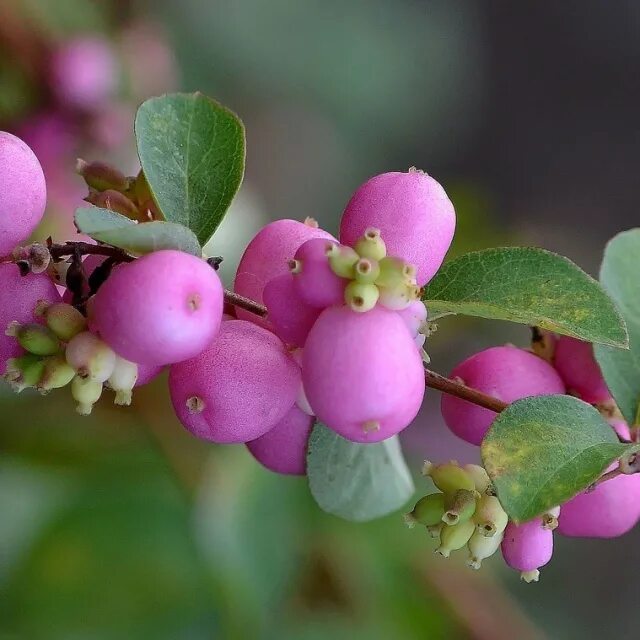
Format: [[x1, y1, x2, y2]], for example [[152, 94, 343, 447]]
[[2, 92, 640, 584]]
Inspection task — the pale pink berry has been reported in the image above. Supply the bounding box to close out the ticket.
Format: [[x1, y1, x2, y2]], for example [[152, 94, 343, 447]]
[[263, 274, 321, 348], [397, 300, 428, 348], [169, 320, 300, 444], [91, 251, 223, 366], [339, 171, 455, 286], [0, 132, 47, 254], [441, 346, 566, 446], [0, 264, 60, 372], [65, 331, 116, 382], [234, 219, 334, 329], [291, 238, 345, 308], [553, 335, 611, 404], [302, 305, 425, 443], [501, 519, 553, 582], [50, 37, 117, 110], [136, 362, 163, 387], [246, 404, 314, 475]]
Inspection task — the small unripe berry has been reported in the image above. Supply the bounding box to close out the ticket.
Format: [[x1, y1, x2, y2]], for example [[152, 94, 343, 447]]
[[65, 331, 116, 382], [422, 461, 476, 494], [38, 354, 76, 392], [234, 219, 334, 329], [71, 375, 103, 415], [107, 356, 139, 405], [467, 530, 503, 570], [0, 132, 47, 255], [6, 322, 62, 356], [339, 171, 456, 286], [501, 519, 553, 583], [353, 228, 387, 261], [302, 306, 425, 443], [463, 464, 491, 494], [442, 489, 477, 526], [404, 493, 446, 528], [441, 346, 566, 445], [35, 300, 87, 341], [473, 494, 509, 537], [291, 238, 346, 308], [246, 405, 314, 475], [4, 354, 45, 392], [169, 321, 300, 444], [91, 250, 223, 366], [263, 274, 321, 347], [553, 335, 611, 404], [375, 256, 418, 289], [377, 280, 420, 312], [326, 243, 359, 279], [344, 281, 379, 313], [436, 519, 476, 558]]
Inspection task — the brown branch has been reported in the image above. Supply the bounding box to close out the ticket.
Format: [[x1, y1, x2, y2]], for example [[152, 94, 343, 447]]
[[424, 370, 508, 413], [48, 241, 135, 263]]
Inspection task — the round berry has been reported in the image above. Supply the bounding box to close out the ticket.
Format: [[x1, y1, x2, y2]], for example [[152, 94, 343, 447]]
[[234, 219, 334, 328], [91, 250, 223, 366], [501, 519, 553, 583], [553, 335, 611, 404], [246, 404, 314, 475], [441, 346, 566, 446], [339, 171, 455, 286], [0, 132, 47, 255], [302, 305, 425, 443], [169, 320, 300, 444]]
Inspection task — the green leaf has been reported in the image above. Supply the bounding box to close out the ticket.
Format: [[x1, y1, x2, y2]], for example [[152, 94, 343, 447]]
[[75, 206, 135, 234], [135, 92, 245, 245], [594, 230, 640, 424], [306, 423, 414, 522], [422, 247, 628, 348], [481, 395, 633, 522]]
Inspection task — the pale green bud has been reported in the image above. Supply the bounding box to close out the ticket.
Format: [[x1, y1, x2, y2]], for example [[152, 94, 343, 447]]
[[6, 322, 62, 356], [71, 375, 103, 415], [35, 300, 87, 342], [422, 461, 476, 494], [473, 494, 508, 537], [344, 281, 379, 313], [354, 227, 386, 261], [436, 519, 476, 558], [404, 492, 446, 528]]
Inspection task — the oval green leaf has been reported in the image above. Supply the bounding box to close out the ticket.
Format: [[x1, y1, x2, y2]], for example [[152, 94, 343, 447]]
[[594, 230, 640, 424], [74, 206, 135, 234], [306, 422, 415, 522], [422, 247, 628, 348], [481, 394, 632, 523], [135, 92, 245, 246]]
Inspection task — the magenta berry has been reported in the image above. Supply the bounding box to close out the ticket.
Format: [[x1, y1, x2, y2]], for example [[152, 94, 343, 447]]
[[50, 37, 117, 110], [246, 404, 314, 475], [441, 346, 566, 446], [169, 320, 300, 444], [501, 519, 553, 583], [91, 250, 223, 366], [302, 305, 425, 443], [291, 238, 346, 308], [136, 362, 164, 387], [0, 132, 47, 255], [263, 274, 321, 347], [553, 335, 611, 404], [0, 264, 60, 372], [234, 219, 334, 329], [339, 171, 455, 286]]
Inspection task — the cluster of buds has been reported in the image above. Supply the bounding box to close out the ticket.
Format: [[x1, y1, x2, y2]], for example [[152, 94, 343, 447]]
[[76, 159, 158, 223], [3, 299, 140, 414]]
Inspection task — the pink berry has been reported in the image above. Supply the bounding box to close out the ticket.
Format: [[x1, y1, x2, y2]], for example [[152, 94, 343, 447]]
[[501, 519, 553, 582], [397, 300, 428, 348], [136, 362, 163, 387], [0, 264, 60, 372], [246, 404, 314, 475], [302, 305, 425, 443], [553, 335, 611, 404], [263, 274, 321, 347], [0, 132, 47, 255], [441, 346, 566, 446], [50, 37, 117, 110], [291, 238, 345, 308], [339, 171, 455, 286], [91, 250, 223, 366], [234, 219, 334, 329], [169, 320, 300, 443]]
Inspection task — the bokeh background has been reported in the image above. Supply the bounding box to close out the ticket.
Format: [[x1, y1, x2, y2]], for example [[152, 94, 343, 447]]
[[1, 1, 639, 638]]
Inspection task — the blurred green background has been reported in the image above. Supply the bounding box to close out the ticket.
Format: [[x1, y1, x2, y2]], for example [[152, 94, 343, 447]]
[[2, 1, 640, 638]]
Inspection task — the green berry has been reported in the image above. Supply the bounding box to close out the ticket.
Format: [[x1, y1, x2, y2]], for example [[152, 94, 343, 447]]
[[423, 461, 476, 494], [6, 322, 62, 356], [442, 489, 478, 526], [35, 300, 87, 341], [436, 519, 476, 558], [404, 492, 446, 527], [71, 375, 103, 415], [473, 494, 508, 537]]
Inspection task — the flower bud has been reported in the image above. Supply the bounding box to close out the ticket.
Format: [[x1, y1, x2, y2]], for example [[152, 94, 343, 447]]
[[35, 300, 87, 341], [107, 356, 138, 406], [353, 258, 380, 284], [71, 375, 103, 415], [3, 354, 45, 392], [436, 519, 475, 558], [76, 158, 129, 192], [37, 354, 76, 392], [377, 280, 420, 311], [404, 492, 445, 528], [5, 322, 62, 356], [422, 461, 476, 494], [463, 464, 491, 493], [375, 256, 417, 288], [467, 530, 503, 570], [354, 228, 386, 261], [442, 489, 477, 526], [473, 494, 508, 537], [85, 189, 140, 220], [542, 506, 561, 531], [65, 331, 116, 382], [344, 281, 379, 313], [327, 243, 359, 279]]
